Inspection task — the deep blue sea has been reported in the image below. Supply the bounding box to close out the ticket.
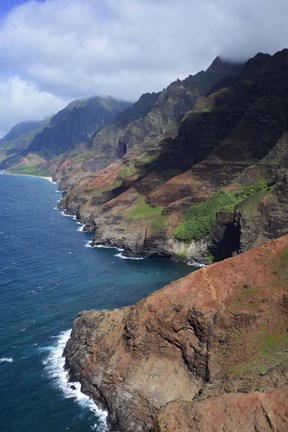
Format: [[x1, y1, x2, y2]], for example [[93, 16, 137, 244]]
[[0, 174, 193, 432]]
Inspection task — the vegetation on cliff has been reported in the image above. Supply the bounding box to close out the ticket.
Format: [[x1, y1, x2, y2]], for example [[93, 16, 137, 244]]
[[175, 180, 270, 241]]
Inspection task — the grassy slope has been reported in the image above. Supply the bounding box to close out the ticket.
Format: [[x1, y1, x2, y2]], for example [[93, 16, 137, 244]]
[[174, 181, 269, 241]]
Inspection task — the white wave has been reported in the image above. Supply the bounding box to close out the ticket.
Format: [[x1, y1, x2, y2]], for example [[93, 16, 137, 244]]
[[94, 244, 124, 252], [43, 330, 108, 431], [59, 211, 79, 223], [60, 211, 75, 218], [114, 252, 144, 260], [85, 241, 92, 248], [187, 259, 206, 268], [0, 357, 13, 363], [77, 224, 85, 232]]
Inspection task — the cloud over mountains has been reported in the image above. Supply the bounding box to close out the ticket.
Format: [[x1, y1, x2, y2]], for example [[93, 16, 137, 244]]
[[0, 0, 287, 136]]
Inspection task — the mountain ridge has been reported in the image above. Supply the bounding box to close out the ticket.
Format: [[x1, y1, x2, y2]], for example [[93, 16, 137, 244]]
[[1, 55, 242, 175], [53, 49, 288, 264], [26, 96, 131, 157], [0, 95, 131, 174], [3, 50, 288, 264]]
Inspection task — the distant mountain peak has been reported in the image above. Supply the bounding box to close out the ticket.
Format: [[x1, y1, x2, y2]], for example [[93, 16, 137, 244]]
[[207, 55, 244, 73]]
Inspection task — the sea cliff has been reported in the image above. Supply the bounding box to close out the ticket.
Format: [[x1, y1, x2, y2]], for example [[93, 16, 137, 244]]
[[64, 234, 288, 431]]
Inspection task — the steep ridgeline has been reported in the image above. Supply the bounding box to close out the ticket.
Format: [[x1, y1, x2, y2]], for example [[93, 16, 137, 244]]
[[0, 119, 48, 150], [0, 96, 131, 175], [59, 49, 288, 262], [54, 56, 242, 180], [2, 57, 242, 181], [64, 234, 288, 432], [27, 96, 131, 158]]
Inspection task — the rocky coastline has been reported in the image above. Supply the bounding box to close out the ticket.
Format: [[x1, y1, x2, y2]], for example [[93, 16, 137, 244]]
[[57, 196, 210, 264], [64, 235, 288, 431], [57, 172, 288, 265]]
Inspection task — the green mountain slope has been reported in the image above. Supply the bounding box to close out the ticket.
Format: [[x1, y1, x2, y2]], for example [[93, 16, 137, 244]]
[[0, 119, 49, 164], [26, 96, 131, 158], [0, 96, 131, 173]]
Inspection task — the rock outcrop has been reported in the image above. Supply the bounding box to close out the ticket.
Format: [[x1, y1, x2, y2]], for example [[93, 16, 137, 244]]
[[64, 234, 288, 432]]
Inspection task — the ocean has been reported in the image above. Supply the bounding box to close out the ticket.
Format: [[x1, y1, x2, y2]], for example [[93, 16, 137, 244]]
[[0, 174, 193, 432]]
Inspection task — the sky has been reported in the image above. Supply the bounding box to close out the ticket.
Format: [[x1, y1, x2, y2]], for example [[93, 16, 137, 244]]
[[0, 0, 288, 137]]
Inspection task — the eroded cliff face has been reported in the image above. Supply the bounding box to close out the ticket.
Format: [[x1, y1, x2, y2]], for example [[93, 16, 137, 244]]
[[57, 50, 288, 263], [64, 235, 288, 432]]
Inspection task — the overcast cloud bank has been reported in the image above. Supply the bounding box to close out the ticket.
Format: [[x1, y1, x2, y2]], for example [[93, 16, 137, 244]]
[[0, 0, 287, 137]]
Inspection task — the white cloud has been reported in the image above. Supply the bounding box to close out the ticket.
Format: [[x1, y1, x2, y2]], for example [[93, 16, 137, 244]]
[[0, 0, 288, 135], [0, 76, 67, 137]]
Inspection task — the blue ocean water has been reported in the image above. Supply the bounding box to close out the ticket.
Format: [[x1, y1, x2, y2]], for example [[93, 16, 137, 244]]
[[0, 174, 193, 432]]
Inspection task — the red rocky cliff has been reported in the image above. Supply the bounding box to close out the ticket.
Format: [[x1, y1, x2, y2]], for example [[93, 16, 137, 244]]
[[64, 235, 288, 431]]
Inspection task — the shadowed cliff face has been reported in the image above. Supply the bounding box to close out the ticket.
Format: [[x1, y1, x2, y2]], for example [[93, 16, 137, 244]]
[[64, 235, 288, 432], [0, 97, 131, 170], [58, 50, 288, 262], [27, 97, 131, 158], [85, 56, 243, 170]]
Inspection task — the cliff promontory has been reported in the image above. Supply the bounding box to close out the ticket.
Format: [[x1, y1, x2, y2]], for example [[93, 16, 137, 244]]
[[64, 234, 288, 431]]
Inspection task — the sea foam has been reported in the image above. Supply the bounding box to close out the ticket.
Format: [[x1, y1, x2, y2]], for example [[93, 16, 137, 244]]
[[43, 330, 108, 431], [60, 211, 75, 218], [77, 224, 85, 232], [114, 252, 144, 260], [94, 244, 124, 251], [187, 259, 206, 268], [0, 357, 13, 363]]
